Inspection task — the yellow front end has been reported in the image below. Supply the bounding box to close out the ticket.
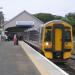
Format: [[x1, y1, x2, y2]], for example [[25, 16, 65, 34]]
[[41, 20, 73, 61], [63, 42, 73, 59], [41, 24, 53, 59], [42, 42, 53, 59], [44, 51, 53, 59], [63, 27, 73, 59]]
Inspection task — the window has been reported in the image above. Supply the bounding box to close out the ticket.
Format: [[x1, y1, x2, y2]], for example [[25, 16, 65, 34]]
[[64, 30, 71, 41], [45, 29, 52, 41]]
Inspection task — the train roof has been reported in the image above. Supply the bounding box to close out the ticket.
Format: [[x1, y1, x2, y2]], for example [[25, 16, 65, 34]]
[[43, 20, 72, 27]]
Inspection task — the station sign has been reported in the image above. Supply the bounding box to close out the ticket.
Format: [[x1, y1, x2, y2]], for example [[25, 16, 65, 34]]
[[16, 21, 34, 26]]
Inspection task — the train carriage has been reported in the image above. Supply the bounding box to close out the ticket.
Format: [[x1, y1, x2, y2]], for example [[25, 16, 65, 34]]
[[23, 20, 73, 62]]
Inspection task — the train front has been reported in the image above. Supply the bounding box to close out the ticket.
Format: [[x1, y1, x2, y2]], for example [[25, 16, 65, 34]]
[[41, 20, 73, 62]]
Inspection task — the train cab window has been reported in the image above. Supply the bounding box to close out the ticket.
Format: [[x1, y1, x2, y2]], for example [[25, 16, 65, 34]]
[[64, 30, 71, 41], [45, 29, 52, 41]]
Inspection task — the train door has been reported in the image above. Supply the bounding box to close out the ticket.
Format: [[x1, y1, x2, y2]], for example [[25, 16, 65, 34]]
[[52, 24, 64, 59], [53, 24, 64, 51], [55, 29, 62, 51]]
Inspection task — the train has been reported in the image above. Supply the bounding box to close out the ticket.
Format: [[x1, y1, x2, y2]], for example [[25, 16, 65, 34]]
[[23, 20, 73, 62]]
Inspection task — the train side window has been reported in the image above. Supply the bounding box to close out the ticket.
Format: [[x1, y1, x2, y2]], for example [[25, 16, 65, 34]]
[[64, 30, 71, 41], [45, 29, 52, 41]]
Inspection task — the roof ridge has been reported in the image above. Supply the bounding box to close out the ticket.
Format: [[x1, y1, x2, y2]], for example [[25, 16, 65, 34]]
[[3, 10, 44, 26]]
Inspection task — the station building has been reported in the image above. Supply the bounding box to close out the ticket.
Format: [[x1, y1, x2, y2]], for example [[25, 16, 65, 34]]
[[3, 10, 44, 40]]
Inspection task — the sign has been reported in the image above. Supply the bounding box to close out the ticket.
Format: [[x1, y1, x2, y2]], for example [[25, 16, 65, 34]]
[[16, 21, 34, 26]]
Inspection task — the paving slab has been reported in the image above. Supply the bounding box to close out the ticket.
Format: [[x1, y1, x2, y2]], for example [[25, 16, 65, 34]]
[[0, 41, 41, 75]]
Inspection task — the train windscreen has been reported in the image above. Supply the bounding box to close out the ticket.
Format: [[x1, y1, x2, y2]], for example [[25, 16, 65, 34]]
[[45, 29, 51, 41], [64, 30, 71, 41]]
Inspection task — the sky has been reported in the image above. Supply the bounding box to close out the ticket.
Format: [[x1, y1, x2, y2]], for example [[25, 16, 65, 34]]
[[0, 0, 75, 20]]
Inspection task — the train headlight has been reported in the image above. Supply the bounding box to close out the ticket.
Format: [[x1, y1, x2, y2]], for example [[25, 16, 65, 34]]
[[46, 42, 49, 46]]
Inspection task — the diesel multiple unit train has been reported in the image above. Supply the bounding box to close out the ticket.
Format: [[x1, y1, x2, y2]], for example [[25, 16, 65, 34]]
[[23, 20, 73, 62]]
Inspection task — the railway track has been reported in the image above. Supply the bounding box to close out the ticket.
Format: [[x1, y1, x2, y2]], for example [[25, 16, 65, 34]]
[[56, 59, 75, 75], [71, 54, 75, 60]]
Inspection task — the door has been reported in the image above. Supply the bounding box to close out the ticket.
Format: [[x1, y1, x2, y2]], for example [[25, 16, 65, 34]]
[[54, 28, 62, 51]]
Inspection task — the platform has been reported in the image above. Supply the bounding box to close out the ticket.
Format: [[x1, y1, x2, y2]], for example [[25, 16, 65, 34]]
[[0, 41, 41, 75], [19, 41, 69, 75], [0, 41, 69, 75]]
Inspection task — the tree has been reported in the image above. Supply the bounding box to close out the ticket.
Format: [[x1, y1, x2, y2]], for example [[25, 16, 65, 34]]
[[0, 11, 4, 28], [33, 13, 55, 23], [33, 12, 75, 26], [33, 13, 63, 23], [65, 13, 75, 25]]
